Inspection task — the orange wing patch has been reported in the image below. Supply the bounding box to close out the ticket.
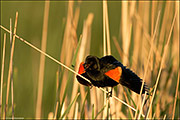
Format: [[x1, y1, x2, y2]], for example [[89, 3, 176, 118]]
[[105, 67, 122, 83], [78, 62, 85, 74]]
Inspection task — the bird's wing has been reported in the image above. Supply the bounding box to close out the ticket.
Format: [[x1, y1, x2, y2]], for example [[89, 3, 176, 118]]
[[102, 57, 150, 94], [104, 66, 122, 83], [100, 55, 118, 64], [118, 64, 150, 94], [100, 56, 123, 83]]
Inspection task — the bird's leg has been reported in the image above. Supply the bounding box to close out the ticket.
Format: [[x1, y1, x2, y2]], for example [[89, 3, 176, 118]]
[[89, 84, 93, 89], [106, 87, 113, 98], [144, 94, 150, 105]]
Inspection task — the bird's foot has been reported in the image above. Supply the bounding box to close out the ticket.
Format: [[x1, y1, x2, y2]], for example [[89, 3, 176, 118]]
[[106, 90, 112, 98], [89, 84, 93, 89]]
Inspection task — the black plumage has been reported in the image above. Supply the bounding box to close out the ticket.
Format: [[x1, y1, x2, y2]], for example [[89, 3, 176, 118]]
[[76, 55, 149, 95]]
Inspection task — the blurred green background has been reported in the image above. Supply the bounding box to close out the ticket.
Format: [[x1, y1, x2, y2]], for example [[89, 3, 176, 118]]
[[1, 1, 122, 118]]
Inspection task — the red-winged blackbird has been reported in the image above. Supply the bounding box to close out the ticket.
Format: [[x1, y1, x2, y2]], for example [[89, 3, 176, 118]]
[[76, 55, 149, 96]]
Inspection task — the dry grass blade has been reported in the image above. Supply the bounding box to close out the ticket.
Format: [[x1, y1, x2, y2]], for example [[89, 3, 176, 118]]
[[157, 3, 171, 56], [146, 10, 177, 119], [10, 17, 14, 120], [0, 24, 144, 117], [105, 1, 111, 55], [103, 0, 106, 56], [54, 101, 59, 119], [172, 71, 179, 119], [0, 33, 6, 119], [171, 3, 180, 119], [90, 88, 98, 118], [11, 75, 14, 120], [150, 1, 155, 71], [69, 13, 93, 118], [123, 91, 133, 118], [35, 1, 49, 118], [59, 1, 74, 107], [103, 0, 111, 119], [112, 37, 123, 59], [137, 92, 147, 119], [122, 1, 131, 65], [131, 3, 141, 71], [74, 102, 79, 119], [79, 13, 94, 118], [98, 87, 145, 117], [134, 10, 161, 65], [163, 114, 166, 120], [4, 12, 18, 118], [60, 93, 80, 119], [134, 11, 161, 119]]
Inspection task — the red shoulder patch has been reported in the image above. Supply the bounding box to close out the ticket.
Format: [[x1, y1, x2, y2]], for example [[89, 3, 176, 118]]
[[105, 67, 122, 83], [78, 62, 85, 74]]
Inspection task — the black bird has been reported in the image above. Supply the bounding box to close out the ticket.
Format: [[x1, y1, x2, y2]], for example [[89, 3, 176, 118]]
[[76, 55, 149, 96]]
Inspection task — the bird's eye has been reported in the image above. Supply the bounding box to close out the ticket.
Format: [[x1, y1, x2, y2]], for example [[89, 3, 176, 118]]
[[93, 64, 97, 69]]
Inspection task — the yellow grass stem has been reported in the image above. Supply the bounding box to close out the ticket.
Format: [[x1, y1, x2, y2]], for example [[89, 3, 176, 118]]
[[146, 10, 177, 119], [137, 92, 147, 119], [4, 12, 18, 118], [172, 71, 179, 119], [122, 1, 131, 65], [112, 37, 123, 59], [11, 73, 14, 120], [103, 0, 108, 119], [0, 33, 6, 119], [134, 11, 161, 64], [59, 3, 76, 111], [36, 1, 49, 118], [54, 101, 59, 120], [123, 91, 133, 118], [157, 3, 172, 56], [150, 1, 155, 71], [74, 102, 79, 119], [103, 0, 106, 56], [103, 1, 112, 118], [163, 114, 166, 120], [10, 17, 14, 120], [105, 1, 111, 55], [69, 13, 93, 118], [152, 112, 156, 119], [59, 1, 73, 112], [134, 11, 161, 119]]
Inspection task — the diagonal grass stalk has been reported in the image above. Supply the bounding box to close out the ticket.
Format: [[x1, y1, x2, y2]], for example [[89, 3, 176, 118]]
[[146, 10, 177, 119], [0, 24, 142, 116], [134, 11, 161, 119], [60, 93, 80, 119], [4, 12, 18, 118], [172, 71, 179, 119]]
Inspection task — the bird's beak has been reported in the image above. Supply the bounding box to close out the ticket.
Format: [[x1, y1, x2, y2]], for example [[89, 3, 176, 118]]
[[83, 63, 90, 70]]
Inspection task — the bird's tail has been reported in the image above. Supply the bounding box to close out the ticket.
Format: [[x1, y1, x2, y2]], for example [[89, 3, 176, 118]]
[[120, 68, 150, 95]]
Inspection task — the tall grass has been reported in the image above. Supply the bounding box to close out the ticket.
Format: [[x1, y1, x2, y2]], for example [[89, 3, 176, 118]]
[[0, 33, 6, 118], [0, 1, 179, 119], [4, 12, 18, 119], [35, 1, 49, 118]]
